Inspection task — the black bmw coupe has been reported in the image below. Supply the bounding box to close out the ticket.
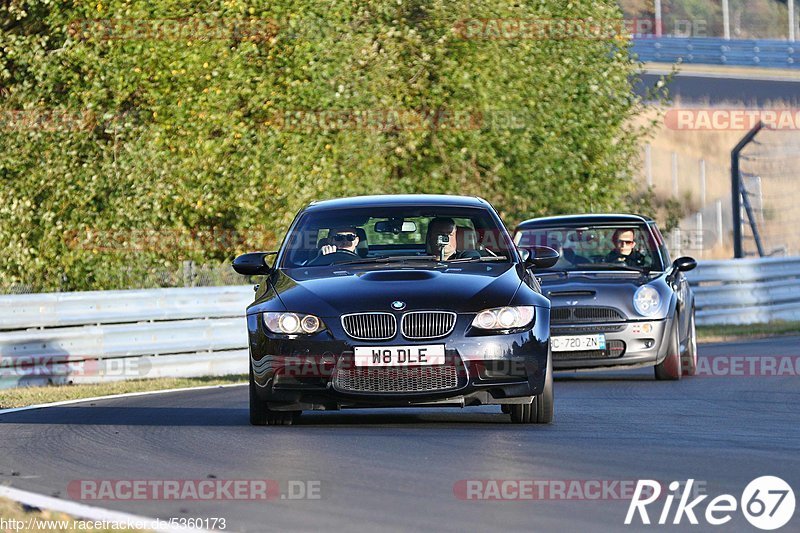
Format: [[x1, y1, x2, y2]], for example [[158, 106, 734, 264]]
[[233, 195, 558, 425]]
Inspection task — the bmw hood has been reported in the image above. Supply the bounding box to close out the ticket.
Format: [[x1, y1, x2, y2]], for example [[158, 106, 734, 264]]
[[258, 264, 533, 316]]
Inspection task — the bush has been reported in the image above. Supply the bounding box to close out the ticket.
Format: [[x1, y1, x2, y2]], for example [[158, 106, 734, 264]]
[[1, 0, 648, 291]]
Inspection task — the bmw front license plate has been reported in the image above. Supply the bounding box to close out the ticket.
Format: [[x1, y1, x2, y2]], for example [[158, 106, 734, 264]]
[[551, 334, 606, 352], [354, 345, 445, 367]]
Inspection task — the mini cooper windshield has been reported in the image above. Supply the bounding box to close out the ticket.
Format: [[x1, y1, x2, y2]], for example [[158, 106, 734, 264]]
[[281, 206, 516, 268], [514, 224, 666, 272]]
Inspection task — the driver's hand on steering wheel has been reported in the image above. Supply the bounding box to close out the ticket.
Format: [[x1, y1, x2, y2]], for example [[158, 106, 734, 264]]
[[320, 244, 337, 255]]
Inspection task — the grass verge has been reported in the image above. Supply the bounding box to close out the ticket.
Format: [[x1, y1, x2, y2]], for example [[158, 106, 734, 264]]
[[697, 321, 800, 343], [0, 375, 247, 409], [0, 496, 137, 532]]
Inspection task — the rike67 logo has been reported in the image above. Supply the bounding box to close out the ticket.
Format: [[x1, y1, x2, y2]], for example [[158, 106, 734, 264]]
[[626, 477, 795, 530]]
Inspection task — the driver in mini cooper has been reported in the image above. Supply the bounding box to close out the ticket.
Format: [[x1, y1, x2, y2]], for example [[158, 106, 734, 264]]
[[320, 227, 360, 256], [604, 228, 647, 268]]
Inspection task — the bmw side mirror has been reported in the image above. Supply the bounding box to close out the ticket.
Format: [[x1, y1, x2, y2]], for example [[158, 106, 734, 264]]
[[673, 256, 697, 272], [233, 252, 277, 276], [524, 246, 560, 269]]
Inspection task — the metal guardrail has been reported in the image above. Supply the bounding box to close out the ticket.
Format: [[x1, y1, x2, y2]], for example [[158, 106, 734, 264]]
[[632, 37, 800, 69], [687, 256, 800, 325], [0, 286, 254, 388], [1, 257, 798, 388]]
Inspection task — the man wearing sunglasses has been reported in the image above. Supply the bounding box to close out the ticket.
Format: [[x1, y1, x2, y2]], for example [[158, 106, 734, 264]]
[[320, 227, 361, 256], [603, 228, 647, 267]]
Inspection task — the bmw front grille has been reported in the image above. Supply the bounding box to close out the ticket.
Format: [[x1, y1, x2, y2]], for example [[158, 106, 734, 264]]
[[401, 311, 457, 340], [341, 313, 397, 340]]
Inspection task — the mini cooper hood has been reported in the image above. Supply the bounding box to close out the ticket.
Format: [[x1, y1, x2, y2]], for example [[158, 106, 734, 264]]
[[541, 272, 670, 319], [264, 264, 529, 316]]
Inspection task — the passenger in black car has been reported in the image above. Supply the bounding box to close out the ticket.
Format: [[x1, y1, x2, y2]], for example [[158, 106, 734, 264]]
[[604, 228, 647, 267]]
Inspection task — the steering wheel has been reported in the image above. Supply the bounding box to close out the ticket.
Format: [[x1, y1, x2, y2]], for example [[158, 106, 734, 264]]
[[306, 249, 359, 266]]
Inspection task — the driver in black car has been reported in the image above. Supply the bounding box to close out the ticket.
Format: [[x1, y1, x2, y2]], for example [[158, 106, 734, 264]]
[[426, 217, 481, 260], [320, 227, 360, 256], [604, 228, 647, 267]]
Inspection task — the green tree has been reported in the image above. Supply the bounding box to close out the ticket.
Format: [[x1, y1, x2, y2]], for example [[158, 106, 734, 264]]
[[1, 0, 650, 291]]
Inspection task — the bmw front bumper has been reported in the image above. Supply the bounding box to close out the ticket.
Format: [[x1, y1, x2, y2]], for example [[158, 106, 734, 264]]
[[247, 312, 550, 410]]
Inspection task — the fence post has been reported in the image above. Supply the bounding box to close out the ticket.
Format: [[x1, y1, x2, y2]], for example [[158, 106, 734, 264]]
[[695, 212, 703, 257], [722, 0, 731, 39], [731, 122, 763, 258], [671, 152, 679, 197], [699, 159, 706, 207], [654, 0, 663, 37]]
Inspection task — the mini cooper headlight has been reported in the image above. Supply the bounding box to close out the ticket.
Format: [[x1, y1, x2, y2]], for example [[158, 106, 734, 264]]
[[633, 286, 662, 317], [263, 312, 325, 334], [471, 306, 535, 331]]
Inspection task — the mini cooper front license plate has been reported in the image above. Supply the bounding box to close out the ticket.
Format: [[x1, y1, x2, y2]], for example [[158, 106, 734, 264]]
[[551, 334, 606, 352], [354, 345, 446, 367]]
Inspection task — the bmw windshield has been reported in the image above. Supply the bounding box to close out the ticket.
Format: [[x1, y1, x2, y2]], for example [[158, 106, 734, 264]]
[[280, 206, 517, 268]]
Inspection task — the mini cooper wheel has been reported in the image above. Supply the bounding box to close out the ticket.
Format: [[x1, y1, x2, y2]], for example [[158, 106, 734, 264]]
[[249, 367, 301, 426], [681, 311, 698, 376], [510, 348, 554, 424], [655, 318, 682, 381]]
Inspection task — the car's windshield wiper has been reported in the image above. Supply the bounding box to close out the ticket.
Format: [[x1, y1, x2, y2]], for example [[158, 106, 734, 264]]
[[333, 255, 439, 266], [574, 262, 648, 273], [537, 269, 569, 276], [447, 255, 509, 263]]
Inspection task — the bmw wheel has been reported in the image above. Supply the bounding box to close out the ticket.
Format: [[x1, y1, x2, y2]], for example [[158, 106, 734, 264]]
[[511, 347, 553, 424], [249, 367, 300, 426]]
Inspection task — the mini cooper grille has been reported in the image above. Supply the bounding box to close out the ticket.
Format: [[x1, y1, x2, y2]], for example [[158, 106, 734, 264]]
[[334, 365, 459, 393], [550, 307, 625, 324], [401, 311, 457, 339], [553, 340, 626, 360], [341, 313, 396, 340], [551, 324, 626, 335]]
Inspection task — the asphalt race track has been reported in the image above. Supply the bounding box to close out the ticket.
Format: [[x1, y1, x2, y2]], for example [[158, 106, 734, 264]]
[[637, 73, 800, 105], [1, 337, 798, 532]]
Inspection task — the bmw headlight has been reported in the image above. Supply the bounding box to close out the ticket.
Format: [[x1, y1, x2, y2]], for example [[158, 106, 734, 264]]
[[471, 306, 535, 331], [633, 286, 662, 316], [263, 312, 325, 334]]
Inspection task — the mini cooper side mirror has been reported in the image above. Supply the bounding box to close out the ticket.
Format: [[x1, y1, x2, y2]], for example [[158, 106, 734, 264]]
[[233, 252, 277, 276], [673, 256, 697, 272], [524, 246, 560, 269]]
